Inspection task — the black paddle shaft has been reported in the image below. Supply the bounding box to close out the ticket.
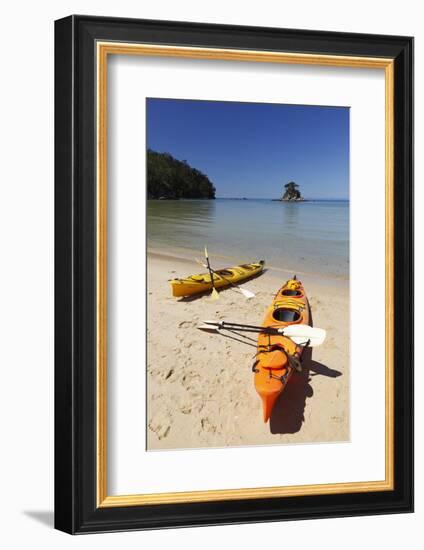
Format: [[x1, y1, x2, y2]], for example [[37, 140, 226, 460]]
[[215, 320, 281, 332], [207, 266, 245, 291], [214, 324, 282, 336], [204, 251, 217, 291]]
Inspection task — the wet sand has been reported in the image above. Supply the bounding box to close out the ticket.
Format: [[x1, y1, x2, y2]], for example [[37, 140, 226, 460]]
[[147, 250, 349, 450]]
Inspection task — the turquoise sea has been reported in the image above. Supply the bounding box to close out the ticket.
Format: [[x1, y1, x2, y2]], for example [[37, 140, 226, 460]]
[[147, 199, 349, 280]]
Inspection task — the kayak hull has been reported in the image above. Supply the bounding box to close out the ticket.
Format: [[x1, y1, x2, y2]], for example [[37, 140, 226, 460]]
[[170, 260, 264, 297], [254, 278, 310, 422]]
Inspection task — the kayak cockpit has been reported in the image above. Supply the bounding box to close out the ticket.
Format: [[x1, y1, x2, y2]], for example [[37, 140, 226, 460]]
[[272, 308, 302, 323]]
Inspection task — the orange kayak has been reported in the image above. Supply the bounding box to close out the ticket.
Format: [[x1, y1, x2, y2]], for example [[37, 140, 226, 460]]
[[253, 277, 310, 422]]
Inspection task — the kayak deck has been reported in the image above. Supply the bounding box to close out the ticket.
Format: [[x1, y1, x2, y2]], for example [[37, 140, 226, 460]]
[[254, 278, 310, 422], [170, 260, 264, 297]]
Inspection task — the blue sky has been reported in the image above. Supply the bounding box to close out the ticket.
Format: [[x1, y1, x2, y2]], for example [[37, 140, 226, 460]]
[[146, 98, 349, 200]]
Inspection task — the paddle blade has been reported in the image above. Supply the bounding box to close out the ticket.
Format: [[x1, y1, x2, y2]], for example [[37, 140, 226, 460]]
[[202, 320, 224, 327], [211, 287, 219, 300], [204, 246, 209, 259], [195, 258, 207, 268], [239, 287, 255, 299], [282, 324, 326, 347], [198, 324, 220, 333]]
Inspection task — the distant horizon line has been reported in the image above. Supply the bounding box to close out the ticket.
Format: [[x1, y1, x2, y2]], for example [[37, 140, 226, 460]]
[[215, 197, 349, 201]]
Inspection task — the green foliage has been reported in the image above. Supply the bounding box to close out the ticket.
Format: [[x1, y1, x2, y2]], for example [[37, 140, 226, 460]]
[[147, 149, 216, 199], [284, 181, 299, 189]]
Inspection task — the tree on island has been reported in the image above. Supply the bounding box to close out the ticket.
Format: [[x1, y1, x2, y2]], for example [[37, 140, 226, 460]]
[[147, 149, 216, 199], [282, 181, 304, 201]]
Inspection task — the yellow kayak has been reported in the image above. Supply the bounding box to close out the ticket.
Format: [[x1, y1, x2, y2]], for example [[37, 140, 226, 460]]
[[170, 260, 265, 297]]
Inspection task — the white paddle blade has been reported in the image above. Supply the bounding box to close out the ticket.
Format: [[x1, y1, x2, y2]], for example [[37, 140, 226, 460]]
[[197, 324, 220, 333], [282, 324, 326, 347], [195, 258, 207, 268], [239, 287, 255, 299]]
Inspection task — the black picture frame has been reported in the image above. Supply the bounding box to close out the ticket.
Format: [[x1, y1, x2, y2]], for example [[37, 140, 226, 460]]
[[55, 15, 414, 534]]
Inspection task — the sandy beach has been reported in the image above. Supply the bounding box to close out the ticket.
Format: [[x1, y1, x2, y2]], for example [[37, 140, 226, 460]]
[[147, 249, 349, 450]]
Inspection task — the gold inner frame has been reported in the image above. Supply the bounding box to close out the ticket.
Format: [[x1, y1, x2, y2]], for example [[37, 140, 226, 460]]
[[96, 42, 395, 508]]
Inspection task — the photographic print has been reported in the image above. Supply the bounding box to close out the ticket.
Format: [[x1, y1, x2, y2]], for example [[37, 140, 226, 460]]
[[146, 98, 349, 450]]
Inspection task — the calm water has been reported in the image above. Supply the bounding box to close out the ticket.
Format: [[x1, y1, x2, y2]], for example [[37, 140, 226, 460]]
[[147, 199, 349, 280]]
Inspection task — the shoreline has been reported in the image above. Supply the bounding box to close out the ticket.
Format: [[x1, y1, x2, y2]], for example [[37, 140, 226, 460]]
[[147, 246, 349, 289], [147, 250, 350, 450]]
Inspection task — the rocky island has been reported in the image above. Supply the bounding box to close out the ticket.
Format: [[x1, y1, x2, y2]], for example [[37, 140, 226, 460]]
[[147, 149, 216, 200], [272, 181, 306, 202]]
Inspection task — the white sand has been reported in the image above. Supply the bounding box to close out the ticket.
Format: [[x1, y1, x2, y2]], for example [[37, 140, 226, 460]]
[[147, 251, 349, 450]]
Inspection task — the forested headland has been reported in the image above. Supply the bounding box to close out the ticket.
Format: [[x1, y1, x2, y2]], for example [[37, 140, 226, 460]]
[[147, 150, 216, 199]]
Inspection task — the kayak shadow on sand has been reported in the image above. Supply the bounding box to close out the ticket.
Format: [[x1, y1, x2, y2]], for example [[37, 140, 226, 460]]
[[269, 349, 342, 435]]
